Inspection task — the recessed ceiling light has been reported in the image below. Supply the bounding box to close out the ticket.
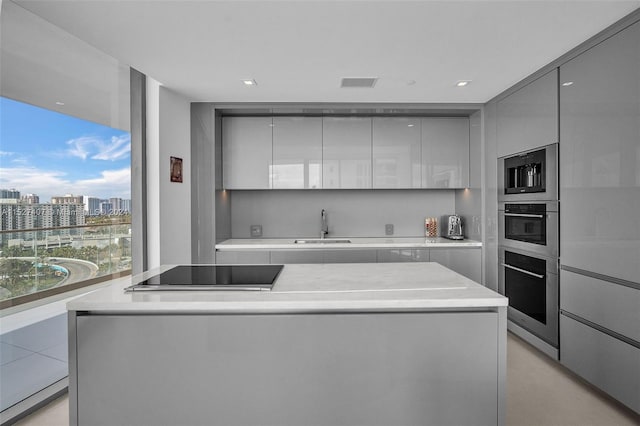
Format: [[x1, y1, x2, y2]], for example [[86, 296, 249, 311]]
[[55, 101, 65, 106], [562, 81, 574, 86], [242, 79, 257, 86], [408, 124, 415, 127], [455, 80, 471, 87]]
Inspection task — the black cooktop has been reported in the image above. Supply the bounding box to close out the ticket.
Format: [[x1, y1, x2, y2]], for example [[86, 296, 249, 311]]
[[125, 265, 284, 292]]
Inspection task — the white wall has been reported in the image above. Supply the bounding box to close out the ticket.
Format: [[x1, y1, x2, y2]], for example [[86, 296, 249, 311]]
[[159, 86, 192, 264], [146, 80, 192, 268], [146, 77, 161, 269]]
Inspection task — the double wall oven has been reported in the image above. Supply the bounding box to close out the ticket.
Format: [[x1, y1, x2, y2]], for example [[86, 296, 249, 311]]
[[498, 144, 559, 348]]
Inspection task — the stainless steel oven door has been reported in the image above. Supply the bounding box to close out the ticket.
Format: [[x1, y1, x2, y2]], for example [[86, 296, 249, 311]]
[[499, 201, 558, 258], [499, 246, 558, 347], [498, 143, 558, 202]]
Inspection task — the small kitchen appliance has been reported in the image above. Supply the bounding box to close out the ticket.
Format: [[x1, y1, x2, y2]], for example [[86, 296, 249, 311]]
[[441, 215, 464, 240], [498, 144, 558, 202]]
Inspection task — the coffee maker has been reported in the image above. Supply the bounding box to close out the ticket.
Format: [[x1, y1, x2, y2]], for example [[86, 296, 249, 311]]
[[441, 215, 464, 240]]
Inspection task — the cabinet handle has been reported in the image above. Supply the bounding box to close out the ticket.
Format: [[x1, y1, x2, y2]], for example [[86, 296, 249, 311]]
[[501, 263, 545, 279], [504, 213, 545, 218]]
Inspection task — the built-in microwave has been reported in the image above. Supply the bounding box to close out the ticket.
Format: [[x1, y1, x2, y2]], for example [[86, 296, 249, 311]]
[[498, 246, 558, 347], [498, 201, 558, 258], [498, 144, 558, 202]]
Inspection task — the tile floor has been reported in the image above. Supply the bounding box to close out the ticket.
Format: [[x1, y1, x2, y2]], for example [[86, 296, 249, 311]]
[[12, 332, 640, 426], [0, 314, 68, 412]]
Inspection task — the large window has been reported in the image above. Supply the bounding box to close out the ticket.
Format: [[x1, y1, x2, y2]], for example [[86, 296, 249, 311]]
[[0, 97, 132, 307]]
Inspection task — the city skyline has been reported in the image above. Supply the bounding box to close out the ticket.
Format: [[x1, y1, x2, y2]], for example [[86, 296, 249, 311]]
[[0, 97, 131, 202]]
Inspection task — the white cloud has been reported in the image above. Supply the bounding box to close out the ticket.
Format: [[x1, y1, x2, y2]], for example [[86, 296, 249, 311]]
[[91, 135, 131, 161], [0, 166, 130, 201], [66, 134, 131, 161], [0, 151, 15, 157]]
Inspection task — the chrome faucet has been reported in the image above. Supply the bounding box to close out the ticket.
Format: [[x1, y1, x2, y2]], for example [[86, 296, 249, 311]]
[[320, 209, 328, 239]]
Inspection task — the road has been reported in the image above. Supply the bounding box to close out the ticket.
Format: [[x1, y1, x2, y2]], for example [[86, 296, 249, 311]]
[[53, 258, 99, 286]]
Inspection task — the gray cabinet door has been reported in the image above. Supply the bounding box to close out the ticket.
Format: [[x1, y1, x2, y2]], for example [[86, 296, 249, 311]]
[[560, 269, 640, 342], [422, 118, 470, 188], [216, 250, 270, 264], [271, 249, 377, 264], [272, 117, 322, 189], [323, 249, 377, 263], [377, 249, 429, 262], [372, 117, 422, 188], [559, 21, 640, 284], [497, 69, 558, 157], [222, 116, 272, 189], [430, 248, 481, 283], [560, 314, 640, 414], [270, 250, 323, 264], [322, 117, 372, 189]]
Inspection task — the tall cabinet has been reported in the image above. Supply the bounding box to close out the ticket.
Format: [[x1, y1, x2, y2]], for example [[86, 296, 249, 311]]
[[559, 19, 640, 414]]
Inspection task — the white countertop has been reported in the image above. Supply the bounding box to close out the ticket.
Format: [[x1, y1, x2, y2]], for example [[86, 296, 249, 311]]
[[67, 263, 506, 313], [216, 237, 482, 250]]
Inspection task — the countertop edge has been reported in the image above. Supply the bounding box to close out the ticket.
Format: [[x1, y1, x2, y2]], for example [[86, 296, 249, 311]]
[[215, 238, 482, 250]]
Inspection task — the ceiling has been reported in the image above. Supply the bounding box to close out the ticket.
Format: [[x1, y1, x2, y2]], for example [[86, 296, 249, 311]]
[[8, 0, 640, 105]]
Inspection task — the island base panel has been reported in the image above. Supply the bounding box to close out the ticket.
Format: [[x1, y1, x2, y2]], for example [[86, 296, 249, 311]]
[[72, 311, 502, 426]]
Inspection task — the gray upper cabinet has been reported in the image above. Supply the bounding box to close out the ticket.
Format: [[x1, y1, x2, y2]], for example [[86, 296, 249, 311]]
[[497, 69, 558, 157], [372, 117, 422, 188], [421, 117, 470, 188], [222, 116, 273, 189], [272, 117, 323, 189], [322, 117, 372, 189], [223, 114, 471, 191], [560, 20, 640, 284]]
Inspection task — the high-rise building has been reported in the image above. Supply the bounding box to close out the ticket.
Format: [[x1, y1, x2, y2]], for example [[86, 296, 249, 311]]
[[0, 202, 85, 243], [51, 194, 83, 204], [99, 201, 113, 215], [109, 198, 122, 212], [21, 194, 40, 204], [121, 199, 132, 214], [85, 197, 101, 216], [0, 189, 20, 199]]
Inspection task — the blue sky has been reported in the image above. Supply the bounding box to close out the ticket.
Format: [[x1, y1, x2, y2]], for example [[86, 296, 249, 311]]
[[0, 97, 130, 202]]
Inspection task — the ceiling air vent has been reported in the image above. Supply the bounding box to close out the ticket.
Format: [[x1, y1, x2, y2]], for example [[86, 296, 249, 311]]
[[340, 77, 378, 88]]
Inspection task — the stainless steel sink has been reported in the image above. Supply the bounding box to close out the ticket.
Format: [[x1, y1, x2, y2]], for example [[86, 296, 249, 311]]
[[294, 239, 351, 244]]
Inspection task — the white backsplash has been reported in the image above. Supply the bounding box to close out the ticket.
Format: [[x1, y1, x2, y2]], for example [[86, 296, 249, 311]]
[[230, 189, 457, 238]]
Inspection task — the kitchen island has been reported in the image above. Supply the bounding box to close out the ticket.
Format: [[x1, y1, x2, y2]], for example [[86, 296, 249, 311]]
[[68, 262, 507, 426]]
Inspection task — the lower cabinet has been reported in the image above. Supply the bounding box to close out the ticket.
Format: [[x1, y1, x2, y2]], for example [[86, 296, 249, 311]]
[[559, 269, 640, 414], [560, 270, 640, 342], [377, 248, 429, 263], [217, 247, 482, 283], [560, 314, 640, 414], [270, 250, 322, 264], [430, 248, 482, 283], [271, 250, 377, 264], [215, 250, 270, 264], [323, 250, 377, 263]]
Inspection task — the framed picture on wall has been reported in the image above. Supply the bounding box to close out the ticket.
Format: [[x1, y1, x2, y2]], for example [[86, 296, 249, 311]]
[[170, 156, 183, 183]]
